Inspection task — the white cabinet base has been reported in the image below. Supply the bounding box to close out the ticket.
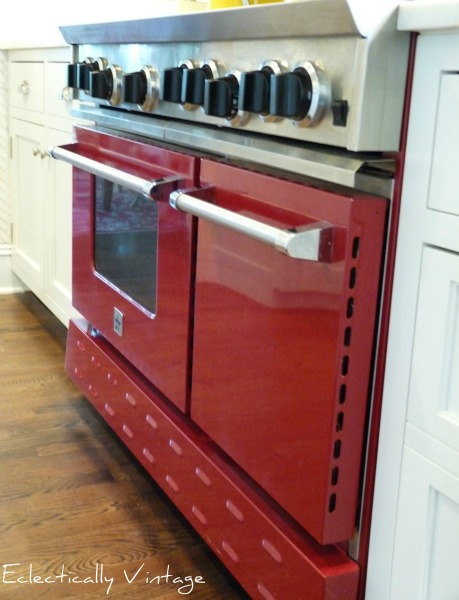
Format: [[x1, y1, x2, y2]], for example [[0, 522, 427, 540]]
[[9, 47, 83, 325], [391, 440, 459, 600], [367, 30, 459, 600]]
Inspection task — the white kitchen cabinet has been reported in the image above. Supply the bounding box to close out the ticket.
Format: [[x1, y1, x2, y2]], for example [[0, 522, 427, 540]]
[[9, 47, 80, 325], [46, 127, 74, 323], [390, 442, 459, 600], [366, 27, 459, 600], [10, 119, 46, 293]]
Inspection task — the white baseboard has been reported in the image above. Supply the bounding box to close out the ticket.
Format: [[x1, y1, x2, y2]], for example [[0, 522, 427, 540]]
[[0, 245, 28, 294]]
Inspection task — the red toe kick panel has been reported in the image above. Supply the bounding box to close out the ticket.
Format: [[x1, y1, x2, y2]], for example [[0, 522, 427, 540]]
[[67, 318, 359, 600]]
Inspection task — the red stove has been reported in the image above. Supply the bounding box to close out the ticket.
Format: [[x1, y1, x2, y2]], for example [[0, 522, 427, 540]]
[[51, 3, 411, 598]]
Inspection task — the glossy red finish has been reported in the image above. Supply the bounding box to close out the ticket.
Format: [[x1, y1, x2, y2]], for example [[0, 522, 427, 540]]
[[65, 126, 390, 596], [66, 318, 360, 600], [70, 126, 199, 412], [191, 161, 387, 545]]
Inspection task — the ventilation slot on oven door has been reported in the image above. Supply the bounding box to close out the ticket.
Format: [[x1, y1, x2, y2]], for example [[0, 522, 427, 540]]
[[328, 234, 361, 514]]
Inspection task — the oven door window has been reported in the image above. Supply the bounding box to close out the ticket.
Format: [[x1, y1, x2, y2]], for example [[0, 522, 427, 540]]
[[93, 177, 158, 314]]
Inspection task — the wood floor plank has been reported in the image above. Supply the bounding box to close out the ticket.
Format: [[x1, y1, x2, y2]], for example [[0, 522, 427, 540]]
[[0, 293, 249, 599]]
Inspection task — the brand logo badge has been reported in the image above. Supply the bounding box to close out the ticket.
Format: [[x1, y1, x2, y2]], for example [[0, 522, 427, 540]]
[[113, 308, 124, 337]]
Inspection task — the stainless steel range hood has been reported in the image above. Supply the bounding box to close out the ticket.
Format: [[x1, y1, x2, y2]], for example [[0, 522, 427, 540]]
[[60, 0, 408, 188], [59, 0, 366, 45]]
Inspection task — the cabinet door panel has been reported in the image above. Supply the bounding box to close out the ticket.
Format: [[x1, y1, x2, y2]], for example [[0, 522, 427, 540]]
[[45, 128, 76, 325], [391, 445, 459, 600], [11, 119, 46, 293], [428, 73, 459, 217]]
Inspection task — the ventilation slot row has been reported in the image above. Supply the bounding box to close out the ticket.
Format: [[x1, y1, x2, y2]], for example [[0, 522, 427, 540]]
[[328, 236, 360, 514]]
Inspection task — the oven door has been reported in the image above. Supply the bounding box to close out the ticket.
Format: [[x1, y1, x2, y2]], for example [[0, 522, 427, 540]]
[[171, 159, 387, 545], [52, 126, 199, 412]]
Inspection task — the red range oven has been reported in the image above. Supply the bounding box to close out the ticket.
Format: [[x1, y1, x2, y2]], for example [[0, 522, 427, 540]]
[[53, 3, 411, 599]]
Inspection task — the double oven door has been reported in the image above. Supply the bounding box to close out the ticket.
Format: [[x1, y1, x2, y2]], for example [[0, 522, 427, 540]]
[[185, 159, 387, 545], [59, 126, 199, 412], [59, 125, 386, 551]]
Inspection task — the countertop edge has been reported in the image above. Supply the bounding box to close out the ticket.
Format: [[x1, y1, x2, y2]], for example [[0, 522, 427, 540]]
[[398, 1, 459, 33]]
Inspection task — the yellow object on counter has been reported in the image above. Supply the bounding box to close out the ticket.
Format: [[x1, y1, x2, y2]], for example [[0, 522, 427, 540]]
[[209, 0, 282, 8]]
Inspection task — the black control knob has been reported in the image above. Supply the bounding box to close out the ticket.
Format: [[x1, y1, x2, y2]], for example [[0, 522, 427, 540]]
[[239, 68, 272, 115], [90, 70, 112, 100], [124, 71, 147, 105], [181, 66, 212, 106], [78, 63, 93, 91], [161, 66, 187, 103], [76, 58, 107, 92], [124, 66, 159, 111], [270, 69, 313, 121], [181, 68, 206, 105], [89, 64, 122, 106], [181, 60, 221, 109], [269, 61, 329, 126], [204, 74, 239, 119], [67, 63, 79, 89]]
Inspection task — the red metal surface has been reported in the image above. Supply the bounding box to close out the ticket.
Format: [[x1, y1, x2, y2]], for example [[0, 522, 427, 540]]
[[66, 318, 360, 600], [191, 161, 387, 545], [70, 126, 199, 412]]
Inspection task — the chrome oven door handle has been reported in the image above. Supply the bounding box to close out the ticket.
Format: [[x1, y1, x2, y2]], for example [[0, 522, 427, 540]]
[[169, 190, 334, 262], [49, 145, 182, 198]]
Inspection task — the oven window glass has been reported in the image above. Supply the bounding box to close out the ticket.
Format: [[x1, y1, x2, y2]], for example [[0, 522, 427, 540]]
[[94, 178, 158, 314]]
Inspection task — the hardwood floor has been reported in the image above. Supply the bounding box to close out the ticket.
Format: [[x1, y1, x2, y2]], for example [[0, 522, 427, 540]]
[[0, 293, 250, 599]]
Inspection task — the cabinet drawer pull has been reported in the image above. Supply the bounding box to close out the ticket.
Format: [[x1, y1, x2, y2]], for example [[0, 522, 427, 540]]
[[60, 86, 72, 101], [32, 147, 47, 159], [20, 80, 30, 95]]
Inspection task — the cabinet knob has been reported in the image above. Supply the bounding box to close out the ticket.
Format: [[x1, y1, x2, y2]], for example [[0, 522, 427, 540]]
[[60, 86, 72, 102], [20, 80, 30, 95], [32, 147, 47, 159]]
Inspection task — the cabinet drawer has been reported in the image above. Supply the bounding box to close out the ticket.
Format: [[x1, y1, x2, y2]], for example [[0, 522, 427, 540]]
[[407, 245, 459, 449], [9, 62, 44, 113], [429, 73, 459, 217], [46, 62, 72, 119]]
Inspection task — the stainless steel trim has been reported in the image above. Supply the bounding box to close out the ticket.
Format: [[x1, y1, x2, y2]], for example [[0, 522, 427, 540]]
[[59, 1, 362, 45], [49, 145, 181, 198], [136, 65, 160, 112], [290, 60, 330, 127], [169, 190, 333, 262], [107, 63, 123, 106], [69, 107, 395, 198]]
